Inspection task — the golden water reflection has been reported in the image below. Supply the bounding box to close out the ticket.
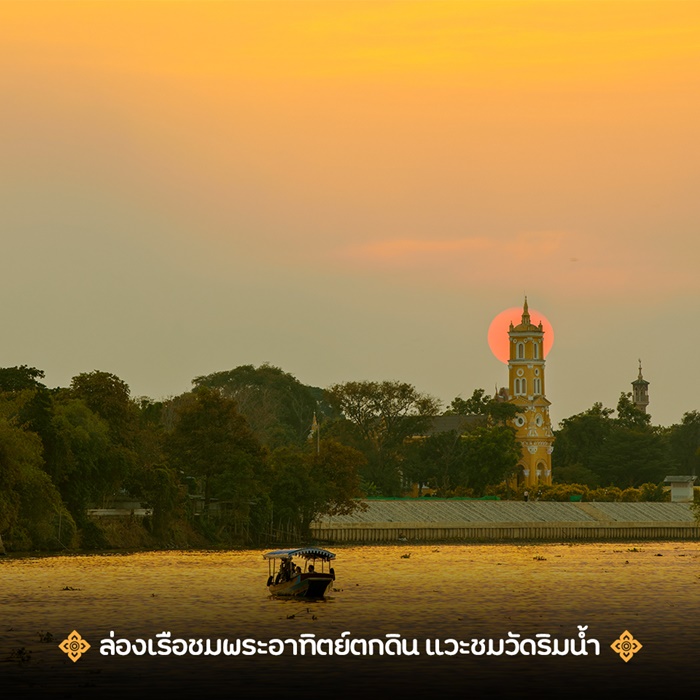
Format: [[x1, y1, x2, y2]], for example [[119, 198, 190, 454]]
[[2, 541, 699, 696]]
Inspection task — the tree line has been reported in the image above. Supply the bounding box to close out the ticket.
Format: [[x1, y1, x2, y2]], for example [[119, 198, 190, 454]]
[[552, 393, 700, 488], [0, 363, 697, 552]]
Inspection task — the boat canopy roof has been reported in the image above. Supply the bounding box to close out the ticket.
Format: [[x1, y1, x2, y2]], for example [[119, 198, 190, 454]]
[[263, 547, 336, 561]]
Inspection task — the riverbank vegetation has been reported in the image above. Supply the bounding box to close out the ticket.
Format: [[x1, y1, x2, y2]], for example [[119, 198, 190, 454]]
[[0, 364, 697, 553]]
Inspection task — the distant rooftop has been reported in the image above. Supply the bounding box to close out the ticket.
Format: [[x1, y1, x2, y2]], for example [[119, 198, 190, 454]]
[[416, 414, 482, 436]]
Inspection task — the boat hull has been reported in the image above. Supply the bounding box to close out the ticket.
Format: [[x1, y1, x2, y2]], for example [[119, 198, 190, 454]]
[[268, 573, 333, 598]]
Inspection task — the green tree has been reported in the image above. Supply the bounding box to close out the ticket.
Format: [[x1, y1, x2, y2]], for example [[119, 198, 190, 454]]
[[667, 411, 700, 475], [49, 396, 112, 516], [193, 363, 318, 448], [269, 439, 365, 537], [616, 392, 652, 430], [404, 424, 520, 495], [554, 401, 671, 488], [461, 425, 521, 494], [324, 380, 440, 495], [127, 398, 185, 540], [592, 427, 669, 487], [0, 365, 60, 478], [165, 387, 267, 525], [70, 371, 139, 446], [552, 463, 601, 488], [553, 403, 615, 476], [448, 389, 518, 425], [403, 430, 472, 493], [139, 464, 187, 539], [69, 371, 144, 505], [448, 389, 491, 416], [0, 365, 46, 392], [0, 395, 75, 550]]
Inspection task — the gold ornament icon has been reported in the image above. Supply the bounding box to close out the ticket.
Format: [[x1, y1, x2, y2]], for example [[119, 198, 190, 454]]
[[611, 630, 642, 662], [59, 630, 91, 662]]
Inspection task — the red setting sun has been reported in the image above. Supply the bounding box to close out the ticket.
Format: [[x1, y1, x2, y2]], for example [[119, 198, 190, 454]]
[[487, 306, 554, 364]]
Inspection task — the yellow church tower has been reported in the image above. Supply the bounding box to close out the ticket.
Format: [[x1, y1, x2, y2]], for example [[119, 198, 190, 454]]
[[508, 298, 554, 486]]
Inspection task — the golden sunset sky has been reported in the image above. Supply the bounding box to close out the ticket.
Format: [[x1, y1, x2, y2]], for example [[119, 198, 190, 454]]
[[1, 1, 699, 425]]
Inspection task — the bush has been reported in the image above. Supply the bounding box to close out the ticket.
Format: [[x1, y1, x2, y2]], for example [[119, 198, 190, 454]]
[[79, 520, 110, 550], [444, 486, 476, 498], [638, 482, 667, 501], [5, 525, 32, 552], [539, 484, 587, 501], [588, 487, 622, 502], [485, 480, 667, 502]]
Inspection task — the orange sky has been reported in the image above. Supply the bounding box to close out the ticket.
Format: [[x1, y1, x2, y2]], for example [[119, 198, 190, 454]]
[[1, 1, 699, 425]]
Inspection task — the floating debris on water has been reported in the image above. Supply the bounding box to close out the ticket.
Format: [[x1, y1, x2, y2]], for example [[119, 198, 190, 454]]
[[9, 647, 32, 664]]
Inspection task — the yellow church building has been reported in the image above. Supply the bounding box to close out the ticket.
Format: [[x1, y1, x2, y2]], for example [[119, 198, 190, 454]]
[[506, 299, 554, 486]]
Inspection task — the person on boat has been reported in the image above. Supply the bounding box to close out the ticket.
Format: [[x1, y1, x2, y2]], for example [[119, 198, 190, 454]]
[[276, 559, 290, 583], [308, 564, 315, 574], [295, 565, 302, 575]]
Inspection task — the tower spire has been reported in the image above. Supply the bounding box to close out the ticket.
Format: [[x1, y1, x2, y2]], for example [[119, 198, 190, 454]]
[[521, 296, 530, 325]]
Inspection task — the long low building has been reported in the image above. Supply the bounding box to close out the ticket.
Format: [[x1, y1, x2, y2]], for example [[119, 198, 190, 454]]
[[311, 500, 700, 542]]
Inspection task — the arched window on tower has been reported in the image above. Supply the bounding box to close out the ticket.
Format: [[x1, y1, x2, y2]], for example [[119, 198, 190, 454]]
[[536, 461, 546, 483], [514, 378, 527, 396], [533, 343, 539, 359], [534, 378, 541, 395], [517, 342, 524, 359]]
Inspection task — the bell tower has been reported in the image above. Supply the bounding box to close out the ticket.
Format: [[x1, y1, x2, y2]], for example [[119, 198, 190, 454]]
[[632, 360, 649, 414], [508, 298, 554, 486]]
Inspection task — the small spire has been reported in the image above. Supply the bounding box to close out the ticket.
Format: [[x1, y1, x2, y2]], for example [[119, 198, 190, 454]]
[[638, 359, 643, 380], [521, 296, 531, 325]]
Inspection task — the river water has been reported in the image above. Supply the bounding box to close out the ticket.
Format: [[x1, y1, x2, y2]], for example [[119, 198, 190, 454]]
[[2, 542, 699, 698]]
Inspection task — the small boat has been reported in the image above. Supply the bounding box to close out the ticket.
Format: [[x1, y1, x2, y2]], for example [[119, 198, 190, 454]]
[[263, 547, 336, 598]]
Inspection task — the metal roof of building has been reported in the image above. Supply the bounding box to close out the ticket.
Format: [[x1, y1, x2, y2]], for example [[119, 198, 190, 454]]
[[313, 500, 695, 525], [582, 502, 696, 522]]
